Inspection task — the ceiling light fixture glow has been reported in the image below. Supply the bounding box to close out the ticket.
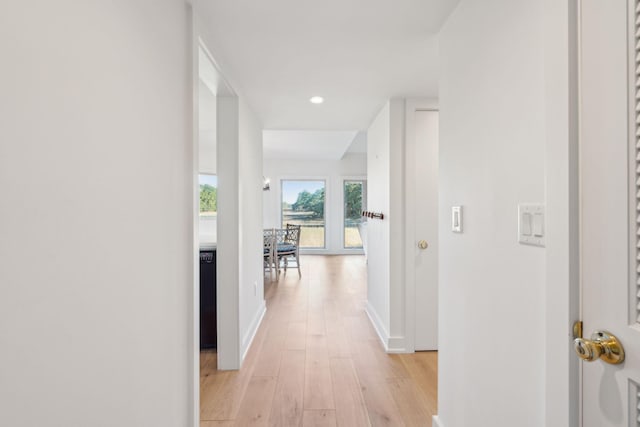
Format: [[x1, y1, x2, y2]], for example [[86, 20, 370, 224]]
[[310, 96, 324, 104]]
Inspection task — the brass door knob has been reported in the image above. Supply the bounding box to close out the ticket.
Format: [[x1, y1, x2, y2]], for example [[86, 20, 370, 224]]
[[574, 330, 625, 365], [418, 240, 429, 250]]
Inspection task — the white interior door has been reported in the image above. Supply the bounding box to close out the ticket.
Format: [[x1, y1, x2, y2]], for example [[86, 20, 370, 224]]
[[414, 110, 439, 351], [580, 1, 640, 425]]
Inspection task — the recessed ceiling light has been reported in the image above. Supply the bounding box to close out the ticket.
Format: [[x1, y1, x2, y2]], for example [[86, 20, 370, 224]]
[[310, 96, 324, 104]]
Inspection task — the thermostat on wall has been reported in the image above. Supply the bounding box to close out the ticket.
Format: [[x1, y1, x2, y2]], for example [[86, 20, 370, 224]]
[[451, 206, 462, 233]]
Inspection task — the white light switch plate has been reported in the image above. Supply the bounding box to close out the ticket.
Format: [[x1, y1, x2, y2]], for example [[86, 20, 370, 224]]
[[451, 206, 462, 233], [518, 204, 545, 247]]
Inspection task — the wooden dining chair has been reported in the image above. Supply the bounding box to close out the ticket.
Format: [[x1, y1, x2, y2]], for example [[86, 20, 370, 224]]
[[263, 228, 277, 280], [279, 224, 301, 277]]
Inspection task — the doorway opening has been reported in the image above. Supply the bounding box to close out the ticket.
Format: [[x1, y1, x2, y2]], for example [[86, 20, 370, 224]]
[[193, 34, 241, 426], [195, 42, 220, 424]]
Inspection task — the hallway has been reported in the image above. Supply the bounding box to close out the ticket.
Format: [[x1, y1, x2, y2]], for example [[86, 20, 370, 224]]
[[200, 255, 437, 426]]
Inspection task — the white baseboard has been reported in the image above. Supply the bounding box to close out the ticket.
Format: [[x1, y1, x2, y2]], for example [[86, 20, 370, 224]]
[[432, 415, 444, 427], [387, 336, 407, 353], [240, 302, 266, 364], [365, 301, 409, 353], [365, 301, 390, 351], [365, 301, 389, 349]]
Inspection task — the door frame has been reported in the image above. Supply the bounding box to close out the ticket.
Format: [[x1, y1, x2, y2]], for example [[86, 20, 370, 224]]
[[190, 8, 239, 427], [404, 98, 439, 353], [569, 1, 636, 425], [543, 0, 581, 425]]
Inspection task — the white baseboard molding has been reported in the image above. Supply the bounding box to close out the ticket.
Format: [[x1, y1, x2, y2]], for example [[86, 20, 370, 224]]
[[432, 415, 444, 427], [387, 336, 407, 353], [240, 302, 266, 364], [365, 301, 389, 349], [365, 301, 390, 351], [365, 301, 409, 353]]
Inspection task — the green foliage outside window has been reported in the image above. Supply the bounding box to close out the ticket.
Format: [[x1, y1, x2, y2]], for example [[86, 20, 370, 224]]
[[344, 182, 363, 220], [291, 188, 325, 218], [200, 184, 217, 213]]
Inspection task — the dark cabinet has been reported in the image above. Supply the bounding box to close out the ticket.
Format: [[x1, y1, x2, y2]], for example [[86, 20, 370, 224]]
[[200, 250, 217, 349]]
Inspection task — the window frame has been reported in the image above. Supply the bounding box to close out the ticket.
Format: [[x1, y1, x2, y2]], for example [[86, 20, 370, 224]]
[[280, 178, 328, 250], [342, 178, 367, 249]]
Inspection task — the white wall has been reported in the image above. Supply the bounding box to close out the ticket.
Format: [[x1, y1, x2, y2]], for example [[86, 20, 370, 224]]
[[365, 100, 407, 351], [196, 16, 266, 370], [208, 92, 265, 371], [366, 104, 392, 342], [215, 96, 241, 369], [238, 99, 266, 360], [262, 153, 367, 254], [199, 80, 217, 175], [0, 1, 192, 426], [437, 1, 546, 426], [388, 100, 406, 346]]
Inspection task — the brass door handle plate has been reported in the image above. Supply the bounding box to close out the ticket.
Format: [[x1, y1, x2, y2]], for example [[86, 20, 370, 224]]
[[418, 240, 428, 250], [574, 330, 625, 365]]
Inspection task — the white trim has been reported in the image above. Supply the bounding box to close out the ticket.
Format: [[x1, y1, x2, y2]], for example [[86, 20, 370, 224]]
[[193, 5, 244, 374], [189, 7, 199, 427], [241, 303, 266, 362], [543, 1, 580, 425], [403, 98, 439, 354], [197, 39, 235, 97], [365, 301, 390, 351], [386, 336, 407, 353], [215, 96, 241, 370], [364, 302, 407, 352], [432, 415, 444, 427]]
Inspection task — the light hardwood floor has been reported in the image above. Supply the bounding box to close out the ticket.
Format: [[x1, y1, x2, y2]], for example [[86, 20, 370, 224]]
[[200, 255, 437, 427]]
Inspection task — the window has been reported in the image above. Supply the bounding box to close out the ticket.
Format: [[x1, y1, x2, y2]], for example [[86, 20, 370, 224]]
[[199, 174, 217, 245], [344, 180, 366, 248], [281, 180, 326, 248]]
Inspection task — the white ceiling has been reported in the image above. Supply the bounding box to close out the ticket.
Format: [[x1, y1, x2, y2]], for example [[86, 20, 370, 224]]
[[346, 132, 367, 154], [263, 130, 359, 160], [195, 0, 459, 131]]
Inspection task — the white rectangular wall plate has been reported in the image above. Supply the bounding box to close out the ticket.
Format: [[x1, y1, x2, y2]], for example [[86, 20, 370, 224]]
[[451, 206, 462, 233], [518, 204, 545, 247]]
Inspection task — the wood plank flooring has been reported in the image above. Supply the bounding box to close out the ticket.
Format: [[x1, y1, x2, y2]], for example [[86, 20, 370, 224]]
[[200, 255, 437, 427]]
